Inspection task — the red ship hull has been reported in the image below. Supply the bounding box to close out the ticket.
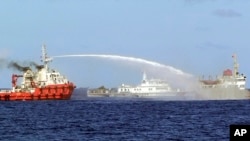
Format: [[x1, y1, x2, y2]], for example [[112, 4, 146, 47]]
[[0, 83, 75, 101]]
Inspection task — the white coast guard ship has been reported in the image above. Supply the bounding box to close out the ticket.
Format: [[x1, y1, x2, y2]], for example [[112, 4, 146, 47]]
[[113, 72, 184, 97]]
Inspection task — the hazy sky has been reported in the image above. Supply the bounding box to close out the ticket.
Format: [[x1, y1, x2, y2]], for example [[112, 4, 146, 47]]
[[0, 0, 250, 88]]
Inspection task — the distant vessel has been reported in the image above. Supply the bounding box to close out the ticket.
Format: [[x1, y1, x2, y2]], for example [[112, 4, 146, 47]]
[[0, 44, 76, 101], [197, 54, 250, 99], [87, 73, 184, 98], [111, 72, 184, 97], [199, 54, 246, 90], [87, 86, 111, 97]]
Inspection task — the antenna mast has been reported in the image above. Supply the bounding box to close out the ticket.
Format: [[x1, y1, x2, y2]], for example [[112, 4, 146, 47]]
[[41, 44, 52, 70], [232, 54, 239, 77], [142, 71, 147, 80]]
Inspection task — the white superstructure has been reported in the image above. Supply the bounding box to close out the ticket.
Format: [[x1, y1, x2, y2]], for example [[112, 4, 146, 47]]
[[15, 44, 71, 91], [116, 72, 182, 97]]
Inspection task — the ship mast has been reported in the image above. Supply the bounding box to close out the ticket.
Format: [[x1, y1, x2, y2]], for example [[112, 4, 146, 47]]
[[142, 71, 147, 81], [41, 44, 52, 71], [232, 54, 239, 77]]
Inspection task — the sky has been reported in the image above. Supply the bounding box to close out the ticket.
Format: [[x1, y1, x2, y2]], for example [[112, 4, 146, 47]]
[[0, 0, 250, 88]]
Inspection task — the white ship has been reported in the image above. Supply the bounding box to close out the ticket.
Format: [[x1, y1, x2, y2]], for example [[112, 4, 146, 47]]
[[197, 54, 249, 100], [111, 72, 184, 98], [199, 54, 246, 90]]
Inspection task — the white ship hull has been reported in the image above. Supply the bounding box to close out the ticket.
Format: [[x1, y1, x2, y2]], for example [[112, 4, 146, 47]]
[[87, 93, 110, 97], [195, 87, 250, 100], [114, 72, 185, 98], [110, 91, 185, 97]]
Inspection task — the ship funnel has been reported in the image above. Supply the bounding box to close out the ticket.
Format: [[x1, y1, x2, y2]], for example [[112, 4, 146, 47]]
[[24, 69, 34, 78]]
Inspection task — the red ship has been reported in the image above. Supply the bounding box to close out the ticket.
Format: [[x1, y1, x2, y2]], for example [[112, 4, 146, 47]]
[[0, 44, 76, 101]]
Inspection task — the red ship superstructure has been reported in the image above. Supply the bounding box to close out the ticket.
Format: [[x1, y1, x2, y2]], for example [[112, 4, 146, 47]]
[[0, 44, 76, 101]]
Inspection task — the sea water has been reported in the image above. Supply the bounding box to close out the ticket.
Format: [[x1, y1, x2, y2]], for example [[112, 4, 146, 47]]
[[0, 98, 249, 141]]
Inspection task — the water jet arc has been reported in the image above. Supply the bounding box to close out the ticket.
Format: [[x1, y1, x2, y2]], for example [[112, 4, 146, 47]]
[[53, 54, 192, 77]]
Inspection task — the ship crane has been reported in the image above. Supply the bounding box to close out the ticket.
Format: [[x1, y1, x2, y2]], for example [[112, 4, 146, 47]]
[[12, 74, 23, 88]]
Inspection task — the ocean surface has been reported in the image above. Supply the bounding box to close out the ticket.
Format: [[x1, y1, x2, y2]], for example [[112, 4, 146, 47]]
[[0, 97, 249, 141]]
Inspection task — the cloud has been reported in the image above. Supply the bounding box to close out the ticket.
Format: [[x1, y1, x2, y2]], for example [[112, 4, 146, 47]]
[[184, 0, 217, 4], [213, 9, 242, 18], [197, 42, 230, 50]]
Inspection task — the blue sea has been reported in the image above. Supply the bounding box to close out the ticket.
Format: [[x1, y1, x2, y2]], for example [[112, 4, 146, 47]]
[[0, 97, 249, 141]]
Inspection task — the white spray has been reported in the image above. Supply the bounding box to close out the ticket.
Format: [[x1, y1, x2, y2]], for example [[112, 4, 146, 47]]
[[53, 54, 198, 92], [53, 54, 191, 76]]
